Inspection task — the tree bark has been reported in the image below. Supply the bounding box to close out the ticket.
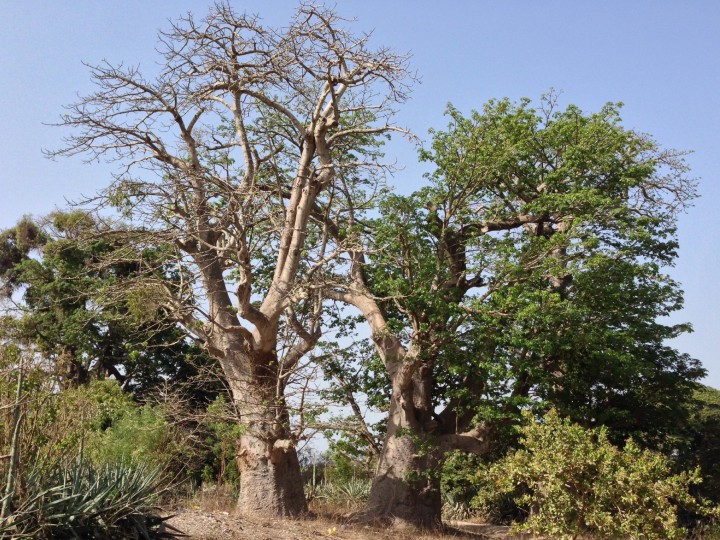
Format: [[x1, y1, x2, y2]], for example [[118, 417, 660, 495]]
[[221, 348, 308, 516], [236, 433, 307, 516], [365, 431, 441, 528], [362, 367, 442, 528]]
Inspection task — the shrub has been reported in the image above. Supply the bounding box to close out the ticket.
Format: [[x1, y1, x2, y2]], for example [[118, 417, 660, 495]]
[[322, 435, 376, 485], [486, 409, 711, 540], [43, 380, 179, 471], [88, 403, 174, 467], [199, 394, 243, 486], [682, 385, 720, 505]]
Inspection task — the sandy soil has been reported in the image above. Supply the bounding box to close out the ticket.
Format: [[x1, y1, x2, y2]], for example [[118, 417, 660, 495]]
[[163, 509, 520, 540]]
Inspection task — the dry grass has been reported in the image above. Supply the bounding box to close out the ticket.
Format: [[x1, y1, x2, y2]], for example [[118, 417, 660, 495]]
[[307, 497, 366, 517], [168, 486, 720, 540], [183, 484, 238, 513]]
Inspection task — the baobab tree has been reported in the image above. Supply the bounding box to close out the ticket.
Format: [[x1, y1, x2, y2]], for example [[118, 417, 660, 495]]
[[50, 2, 410, 516], [324, 96, 698, 527]]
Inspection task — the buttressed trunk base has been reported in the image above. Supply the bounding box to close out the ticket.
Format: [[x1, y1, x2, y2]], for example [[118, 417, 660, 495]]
[[236, 433, 307, 516], [363, 432, 442, 528], [223, 349, 308, 517]]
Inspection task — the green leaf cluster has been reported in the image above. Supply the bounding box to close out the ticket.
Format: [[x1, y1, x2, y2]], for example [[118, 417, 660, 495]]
[[678, 385, 720, 505], [0, 212, 213, 396], [35, 380, 175, 470], [200, 394, 244, 486]]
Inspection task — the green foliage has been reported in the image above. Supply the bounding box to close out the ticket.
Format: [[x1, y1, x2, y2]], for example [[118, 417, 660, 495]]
[[441, 450, 481, 503], [200, 394, 243, 486], [680, 385, 720, 505], [440, 452, 481, 520], [3, 376, 205, 486], [1, 333, 243, 493], [0, 458, 180, 539], [0, 216, 44, 296], [40, 380, 173, 469], [0, 212, 212, 396], [486, 409, 713, 539], [442, 451, 521, 524], [324, 445, 372, 484], [362, 93, 701, 456], [90, 405, 173, 467], [311, 478, 371, 509]]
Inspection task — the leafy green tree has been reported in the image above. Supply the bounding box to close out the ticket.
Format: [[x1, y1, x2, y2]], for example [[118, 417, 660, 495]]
[[465, 217, 703, 453], [0, 212, 211, 397], [324, 94, 700, 526]]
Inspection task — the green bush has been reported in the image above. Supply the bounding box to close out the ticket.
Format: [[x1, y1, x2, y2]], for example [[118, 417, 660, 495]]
[[463, 462, 523, 525], [442, 450, 525, 524], [2, 369, 242, 493], [45, 380, 177, 470], [683, 385, 720, 504], [485, 409, 714, 540], [88, 403, 173, 467], [322, 435, 376, 484]]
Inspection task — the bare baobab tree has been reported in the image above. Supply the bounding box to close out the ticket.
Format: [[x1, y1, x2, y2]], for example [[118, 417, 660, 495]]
[[49, 2, 411, 516]]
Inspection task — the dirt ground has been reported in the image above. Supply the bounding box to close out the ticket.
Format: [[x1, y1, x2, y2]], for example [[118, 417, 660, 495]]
[[164, 509, 520, 540]]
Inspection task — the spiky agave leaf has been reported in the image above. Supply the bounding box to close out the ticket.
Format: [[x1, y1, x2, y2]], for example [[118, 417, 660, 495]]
[[2, 457, 183, 539]]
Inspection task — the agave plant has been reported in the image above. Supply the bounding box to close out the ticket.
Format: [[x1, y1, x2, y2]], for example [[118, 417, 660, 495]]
[[0, 458, 184, 539], [335, 478, 371, 502], [314, 478, 372, 508]]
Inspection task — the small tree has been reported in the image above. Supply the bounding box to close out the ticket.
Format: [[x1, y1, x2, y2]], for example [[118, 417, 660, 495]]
[[489, 409, 708, 540]]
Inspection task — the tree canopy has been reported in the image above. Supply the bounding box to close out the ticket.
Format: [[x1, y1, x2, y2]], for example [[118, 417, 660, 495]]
[[0, 212, 214, 394]]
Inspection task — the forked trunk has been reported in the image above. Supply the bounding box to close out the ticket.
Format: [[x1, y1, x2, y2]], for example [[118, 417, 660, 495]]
[[236, 432, 307, 516]]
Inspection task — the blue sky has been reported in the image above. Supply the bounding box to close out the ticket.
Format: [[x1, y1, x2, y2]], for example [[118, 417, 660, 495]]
[[1, 1, 719, 387]]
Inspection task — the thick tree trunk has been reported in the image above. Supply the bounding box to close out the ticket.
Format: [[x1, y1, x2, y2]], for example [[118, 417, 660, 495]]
[[362, 366, 442, 528], [236, 432, 307, 516], [365, 431, 441, 528], [221, 348, 308, 517]]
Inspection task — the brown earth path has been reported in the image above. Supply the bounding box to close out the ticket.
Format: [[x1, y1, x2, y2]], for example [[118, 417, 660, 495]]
[[164, 510, 521, 540]]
